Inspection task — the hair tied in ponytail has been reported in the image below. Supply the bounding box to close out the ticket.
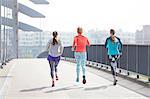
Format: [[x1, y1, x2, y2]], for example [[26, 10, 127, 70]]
[[52, 31, 58, 45]]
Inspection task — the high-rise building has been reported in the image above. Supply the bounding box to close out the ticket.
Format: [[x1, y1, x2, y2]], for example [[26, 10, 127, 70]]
[[87, 29, 135, 45], [136, 25, 150, 45]]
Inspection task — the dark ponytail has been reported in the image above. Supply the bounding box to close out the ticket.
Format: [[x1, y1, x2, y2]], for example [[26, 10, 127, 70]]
[[110, 29, 115, 35], [110, 29, 116, 42], [52, 31, 58, 45]]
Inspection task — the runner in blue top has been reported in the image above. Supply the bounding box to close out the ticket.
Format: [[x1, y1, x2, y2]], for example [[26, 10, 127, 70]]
[[105, 29, 122, 85]]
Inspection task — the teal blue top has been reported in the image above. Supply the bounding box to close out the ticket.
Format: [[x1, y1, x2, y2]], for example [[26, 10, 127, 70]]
[[105, 37, 122, 55]]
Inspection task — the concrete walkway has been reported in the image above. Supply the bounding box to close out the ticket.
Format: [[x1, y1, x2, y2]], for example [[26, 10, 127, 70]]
[[0, 59, 149, 99]]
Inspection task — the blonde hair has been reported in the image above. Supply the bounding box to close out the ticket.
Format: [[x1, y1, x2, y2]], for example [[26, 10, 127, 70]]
[[77, 27, 83, 34]]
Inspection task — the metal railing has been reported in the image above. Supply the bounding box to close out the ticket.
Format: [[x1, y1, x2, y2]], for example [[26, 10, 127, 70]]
[[62, 45, 150, 82]]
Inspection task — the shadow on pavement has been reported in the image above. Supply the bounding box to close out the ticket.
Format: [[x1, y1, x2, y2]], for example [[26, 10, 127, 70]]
[[20, 86, 49, 92], [45, 85, 83, 93], [0, 76, 14, 78], [20, 84, 113, 93], [84, 84, 113, 91]]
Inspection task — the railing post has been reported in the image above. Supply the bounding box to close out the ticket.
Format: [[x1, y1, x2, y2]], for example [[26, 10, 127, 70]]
[[148, 45, 150, 82], [136, 44, 139, 77], [127, 45, 129, 75], [0, 0, 2, 69], [12, 0, 18, 58], [2, 0, 6, 66]]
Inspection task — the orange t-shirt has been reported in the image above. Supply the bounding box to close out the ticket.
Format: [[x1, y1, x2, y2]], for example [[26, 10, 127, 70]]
[[72, 34, 90, 52]]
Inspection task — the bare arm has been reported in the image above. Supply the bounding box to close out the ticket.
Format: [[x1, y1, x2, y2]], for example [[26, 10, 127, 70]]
[[72, 37, 77, 51], [59, 41, 64, 55], [46, 40, 51, 51], [87, 38, 90, 46]]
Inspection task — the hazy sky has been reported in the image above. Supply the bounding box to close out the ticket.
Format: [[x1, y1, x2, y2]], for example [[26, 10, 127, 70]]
[[19, 0, 150, 32]]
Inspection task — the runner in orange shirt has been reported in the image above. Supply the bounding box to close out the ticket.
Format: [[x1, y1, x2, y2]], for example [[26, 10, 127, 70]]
[[72, 27, 90, 84]]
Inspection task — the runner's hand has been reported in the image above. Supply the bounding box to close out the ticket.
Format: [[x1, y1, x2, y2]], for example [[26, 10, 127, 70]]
[[71, 47, 75, 51]]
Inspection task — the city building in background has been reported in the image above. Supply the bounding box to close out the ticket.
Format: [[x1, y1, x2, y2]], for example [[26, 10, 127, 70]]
[[87, 29, 135, 45], [19, 26, 150, 58], [18, 31, 75, 57], [18, 31, 51, 58], [136, 25, 150, 45]]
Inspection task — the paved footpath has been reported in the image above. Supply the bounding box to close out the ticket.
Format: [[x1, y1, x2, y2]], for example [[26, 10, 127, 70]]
[[0, 59, 149, 99]]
